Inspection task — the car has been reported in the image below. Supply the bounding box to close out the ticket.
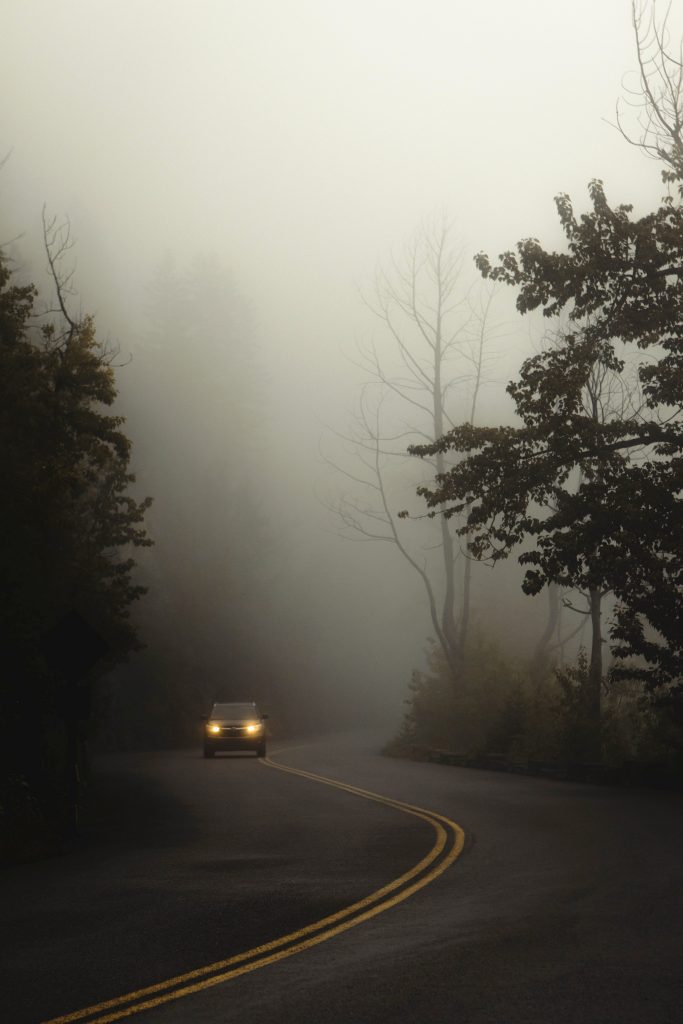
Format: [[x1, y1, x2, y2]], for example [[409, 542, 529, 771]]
[[202, 702, 268, 758]]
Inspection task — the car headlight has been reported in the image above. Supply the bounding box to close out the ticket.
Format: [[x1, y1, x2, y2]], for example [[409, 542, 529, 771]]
[[245, 722, 262, 734], [208, 724, 221, 734]]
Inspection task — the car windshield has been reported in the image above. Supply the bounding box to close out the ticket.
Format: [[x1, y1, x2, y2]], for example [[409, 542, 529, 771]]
[[210, 703, 259, 719]]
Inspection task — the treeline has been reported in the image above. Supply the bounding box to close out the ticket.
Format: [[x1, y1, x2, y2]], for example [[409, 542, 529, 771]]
[[97, 253, 270, 750], [0, 217, 151, 859], [391, 1, 683, 773], [101, 253, 328, 750], [0, 215, 325, 861], [389, 639, 683, 778]]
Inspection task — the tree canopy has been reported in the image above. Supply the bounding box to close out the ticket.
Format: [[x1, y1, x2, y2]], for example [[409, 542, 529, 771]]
[[409, 1, 683, 701], [410, 169, 683, 694], [0, 230, 151, 838]]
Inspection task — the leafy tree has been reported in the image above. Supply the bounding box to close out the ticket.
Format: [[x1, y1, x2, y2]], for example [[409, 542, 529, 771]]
[[408, 4, 683, 706], [0, 216, 151, 844]]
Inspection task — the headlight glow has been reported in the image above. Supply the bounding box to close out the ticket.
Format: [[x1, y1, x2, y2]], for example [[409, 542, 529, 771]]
[[208, 724, 221, 734], [245, 722, 261, 734]]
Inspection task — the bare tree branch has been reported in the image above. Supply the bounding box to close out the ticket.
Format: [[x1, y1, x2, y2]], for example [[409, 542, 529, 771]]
[[324, 217, 501, 686]]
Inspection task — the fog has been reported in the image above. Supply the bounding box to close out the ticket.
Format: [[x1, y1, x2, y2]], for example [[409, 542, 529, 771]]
[[2, 0, 675, 739]]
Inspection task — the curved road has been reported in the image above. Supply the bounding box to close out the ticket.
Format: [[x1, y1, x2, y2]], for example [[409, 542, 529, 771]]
[[2, 732, 682, 1024]]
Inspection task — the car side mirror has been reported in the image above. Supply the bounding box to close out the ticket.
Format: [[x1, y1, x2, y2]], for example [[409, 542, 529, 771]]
[[200, 714, 208, 721], [261, 714, 269, 720]]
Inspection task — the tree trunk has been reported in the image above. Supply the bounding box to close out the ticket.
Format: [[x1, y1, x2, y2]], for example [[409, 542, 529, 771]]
[[587, 587, 603, 728], [459, 553, 471, 651], [433, 288, 462, 691], [530, 583, 561, 683]]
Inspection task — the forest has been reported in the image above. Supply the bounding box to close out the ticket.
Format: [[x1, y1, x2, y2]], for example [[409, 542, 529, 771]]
[[1, 1, 682, 863], [386, 5, 683, 775]]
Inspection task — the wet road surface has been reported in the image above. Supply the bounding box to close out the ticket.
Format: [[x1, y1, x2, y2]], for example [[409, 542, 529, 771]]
[[2, 733, 682, 1023]]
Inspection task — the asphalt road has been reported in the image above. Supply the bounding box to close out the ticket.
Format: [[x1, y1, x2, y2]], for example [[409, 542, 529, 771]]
[[2, 732, 682, 1024]]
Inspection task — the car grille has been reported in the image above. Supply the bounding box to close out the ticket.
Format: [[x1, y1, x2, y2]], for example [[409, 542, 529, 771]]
[[220, 726, 247, 735]]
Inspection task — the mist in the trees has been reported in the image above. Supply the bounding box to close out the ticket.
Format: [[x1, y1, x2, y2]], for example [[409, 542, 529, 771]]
[[2, 0, 682, 766]]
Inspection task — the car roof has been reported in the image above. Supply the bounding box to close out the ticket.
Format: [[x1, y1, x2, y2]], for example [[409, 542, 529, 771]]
[[210, 701, 259, 715]]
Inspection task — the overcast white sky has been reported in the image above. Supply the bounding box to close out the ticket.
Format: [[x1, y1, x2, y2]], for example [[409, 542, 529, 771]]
[[2, 0, 678, 711], [2, 1, 669, 304], [3, 1, 673, 434]]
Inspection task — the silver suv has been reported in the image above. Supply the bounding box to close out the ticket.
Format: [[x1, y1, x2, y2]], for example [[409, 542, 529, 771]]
[[202, 702, 268, 758]]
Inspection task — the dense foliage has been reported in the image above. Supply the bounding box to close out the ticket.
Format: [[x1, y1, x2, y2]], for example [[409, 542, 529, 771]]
[[389, 640, 683, 773], [0, 248, 151, 853], [409, 173, 683, 699], [396, 3, 683, 766]]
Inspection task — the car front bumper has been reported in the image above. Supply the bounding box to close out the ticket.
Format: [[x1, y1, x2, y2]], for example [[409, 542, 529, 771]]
[[204, 729, 265, 752]]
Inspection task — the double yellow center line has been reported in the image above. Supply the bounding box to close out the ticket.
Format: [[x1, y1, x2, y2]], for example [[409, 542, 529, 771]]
[[42, 755, 465, 1024]]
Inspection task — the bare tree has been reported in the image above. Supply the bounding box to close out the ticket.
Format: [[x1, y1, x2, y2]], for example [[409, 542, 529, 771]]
[[324, 218, 502, 688], [616, 1, 683, 176]]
